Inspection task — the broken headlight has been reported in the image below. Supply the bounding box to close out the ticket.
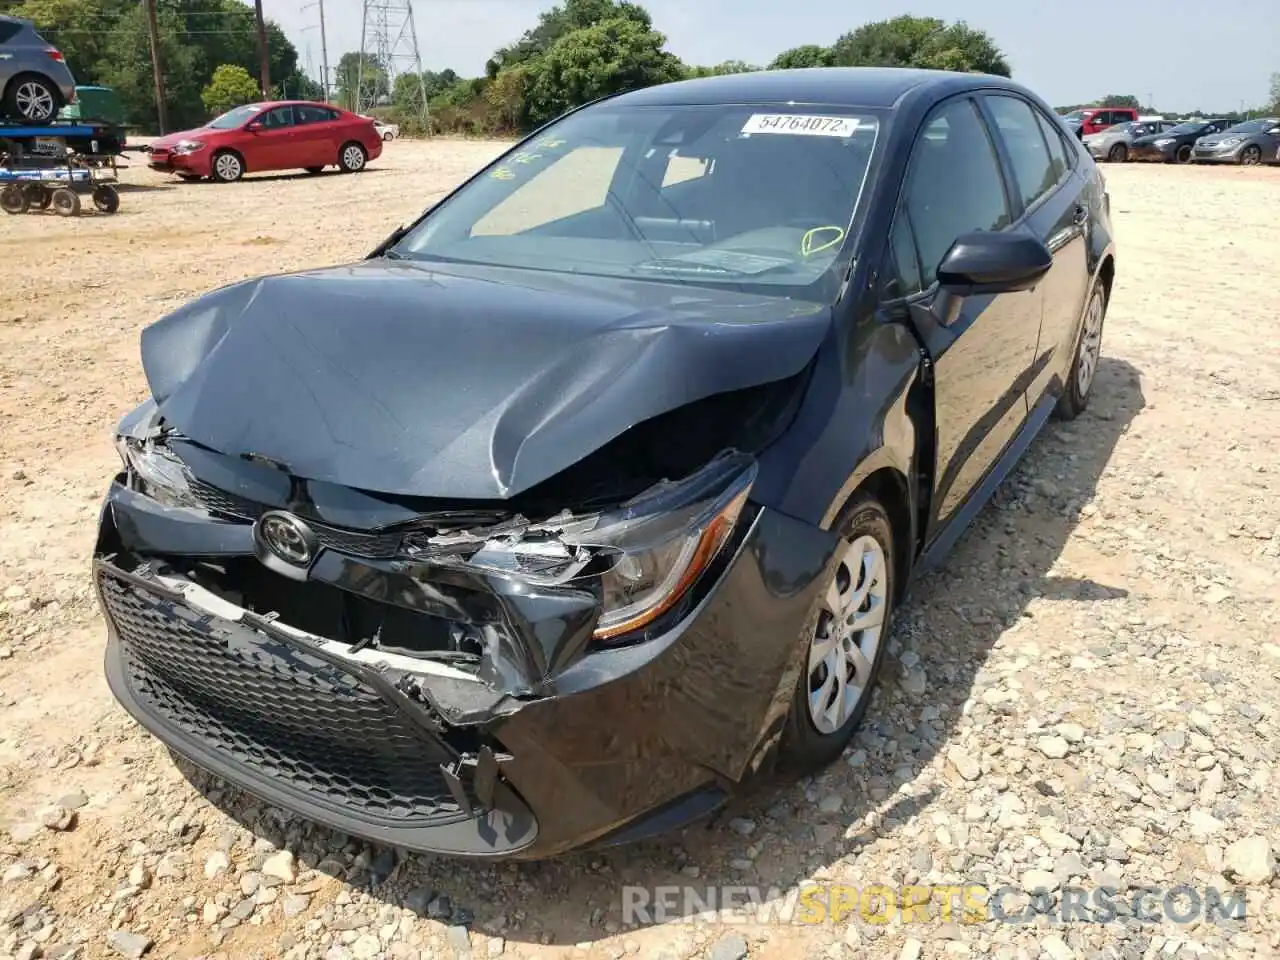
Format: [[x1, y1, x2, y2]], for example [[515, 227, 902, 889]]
[[115, 436, 200, 510], [575, 453, 755, 641], [407, 453, 756, 644]]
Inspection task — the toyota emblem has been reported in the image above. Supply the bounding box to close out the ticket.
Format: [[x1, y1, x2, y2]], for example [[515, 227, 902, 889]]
[[255, 511, 316, 566]]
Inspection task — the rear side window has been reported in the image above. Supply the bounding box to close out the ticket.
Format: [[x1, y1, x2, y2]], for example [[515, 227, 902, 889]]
[[888, 97, 1012, 295], [0, 22, 23, 43], [296, 105, 338, 124], [1035, 110, 1069, 181], [985, 95, 1057, 210]]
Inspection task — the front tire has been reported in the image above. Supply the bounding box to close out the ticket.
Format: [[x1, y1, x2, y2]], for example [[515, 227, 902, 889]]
[[1175, 144, 1193, 164], [1055, 278, 1108, 421], [210, 150, 245, 183], [1240, 145, 1262, 166], [338, 141, 367, 173], [3, 74, 60, 123], [778, 493, 895, 774], [1107, 143, 1128, 163]]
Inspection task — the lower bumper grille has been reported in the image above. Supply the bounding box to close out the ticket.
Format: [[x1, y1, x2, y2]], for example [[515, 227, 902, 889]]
[[97, 565, 467, 824]]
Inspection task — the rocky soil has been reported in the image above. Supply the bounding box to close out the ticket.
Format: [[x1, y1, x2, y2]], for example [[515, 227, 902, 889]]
[[0, 144, 1278, 960]]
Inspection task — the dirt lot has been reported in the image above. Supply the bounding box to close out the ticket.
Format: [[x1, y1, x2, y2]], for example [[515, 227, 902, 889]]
[[1, 143, 1278, 960]]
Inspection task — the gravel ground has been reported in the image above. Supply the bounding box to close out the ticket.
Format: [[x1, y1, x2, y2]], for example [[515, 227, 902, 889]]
[[0, 142, 1278, 960]]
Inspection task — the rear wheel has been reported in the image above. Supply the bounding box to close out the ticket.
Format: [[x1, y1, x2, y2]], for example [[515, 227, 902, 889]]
[[3, 73, 60, 123], [92, 185, 120, 214], [1055, 278, 1107, 421], [1175, 144, 1193, 164], [778, 493, 895, 773], [210, 150, 245, 183], [382, 131, 393, 142], [338, 141, 367, 173], [50, 187, 80, 217], [0, 185, 28, 215], [1107, 143, 1128, 163], [1240, 145, 1262, 166]]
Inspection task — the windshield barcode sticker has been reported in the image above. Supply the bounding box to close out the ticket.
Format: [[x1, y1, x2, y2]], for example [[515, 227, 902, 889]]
[[741, 114, 859, 137]]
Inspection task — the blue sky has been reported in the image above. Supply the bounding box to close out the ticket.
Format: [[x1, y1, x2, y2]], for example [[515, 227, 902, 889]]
[[270, 0, 1278, 113]]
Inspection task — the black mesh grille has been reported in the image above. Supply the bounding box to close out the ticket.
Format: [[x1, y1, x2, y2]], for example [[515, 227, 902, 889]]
[[98, 568, 467, 823], [185, 480, 403, 559], [189, 479, 264, 520], [310, 524, 404, 560]]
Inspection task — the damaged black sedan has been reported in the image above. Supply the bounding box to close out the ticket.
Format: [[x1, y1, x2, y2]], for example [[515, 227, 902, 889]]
[[94, 68, 1115, 859]]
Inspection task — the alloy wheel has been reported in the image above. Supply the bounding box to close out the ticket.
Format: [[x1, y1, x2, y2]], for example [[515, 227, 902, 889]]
[[1077, 288, 1105, 398], [342, 144, 366, 171], [1241, 146, 1262, 166], [806, 534, 888, 735], [214, 153, 242, 181], [15, 81, 55, 121]]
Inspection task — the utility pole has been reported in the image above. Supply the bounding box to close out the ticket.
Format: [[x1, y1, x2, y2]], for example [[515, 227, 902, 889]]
[[254, 0, 271, 97], [317, 0, 330, 101], [301, 2, 331, 101], [142, 0, 168, 134]]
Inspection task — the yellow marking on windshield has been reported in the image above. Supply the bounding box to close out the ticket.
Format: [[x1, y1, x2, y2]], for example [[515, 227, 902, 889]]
[[535, 137, 567, 149], [801, 226, 845, 257], [511, 151, 542, 164], [490, 166, 515, 180]]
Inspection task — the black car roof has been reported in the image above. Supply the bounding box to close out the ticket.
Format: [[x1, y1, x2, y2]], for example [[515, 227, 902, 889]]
[[607, 67, 1028, 110]]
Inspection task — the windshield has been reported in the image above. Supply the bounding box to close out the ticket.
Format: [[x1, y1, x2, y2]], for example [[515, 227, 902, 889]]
[[207, 105, 263, 130], [392, 104, 882, 297], [1062, 111, 1088, 123], [1164, 122, 1207, 136], [1221, 119, 1271, 135]]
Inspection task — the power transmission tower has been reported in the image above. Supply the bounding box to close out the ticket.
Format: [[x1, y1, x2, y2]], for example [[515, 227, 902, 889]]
[[356, 0, 429, 128]]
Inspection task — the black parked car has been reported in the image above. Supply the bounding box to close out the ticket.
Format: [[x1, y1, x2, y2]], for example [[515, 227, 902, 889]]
[[1129, 118, 1229, 163], [95, 67, 1115, 860]]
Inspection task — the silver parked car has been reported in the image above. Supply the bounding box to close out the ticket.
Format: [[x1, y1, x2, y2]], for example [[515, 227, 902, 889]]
[[1192, 118, 1280, 165], [0, 15, 77, 124], [1083, 120, 1171, 163]]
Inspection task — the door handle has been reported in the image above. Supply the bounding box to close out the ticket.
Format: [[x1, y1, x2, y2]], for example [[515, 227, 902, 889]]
[[1072, 205, 1089, 226]]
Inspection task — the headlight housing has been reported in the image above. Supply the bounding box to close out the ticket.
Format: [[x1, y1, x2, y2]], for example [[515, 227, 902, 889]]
[[403, 452, 756, 644], [1153, 138, 1174, 146], [1217, 137, 1242, 148], [116, 436, 201, 509], [172, 140, 205, 155]]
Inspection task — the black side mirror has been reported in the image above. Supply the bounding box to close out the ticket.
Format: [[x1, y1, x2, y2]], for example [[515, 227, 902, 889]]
[[936, 231, 1053, 296]]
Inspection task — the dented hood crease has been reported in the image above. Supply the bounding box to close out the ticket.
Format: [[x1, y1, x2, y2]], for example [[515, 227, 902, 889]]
[[139, 259, 831, 499]]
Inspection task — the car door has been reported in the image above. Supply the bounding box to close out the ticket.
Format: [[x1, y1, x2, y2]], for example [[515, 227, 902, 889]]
[[980, 93, 1091, 417], [880, 95, 1042, 537], [293, 104, 337, 167], [244, 105, 296, 171]]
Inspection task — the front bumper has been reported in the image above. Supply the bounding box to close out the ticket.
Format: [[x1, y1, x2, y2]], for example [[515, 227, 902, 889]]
[[1129, 143, 1177, 162], [147, 149, 209, 177], [1192, 144, 1244, 163], [95, 477, 839, 859]]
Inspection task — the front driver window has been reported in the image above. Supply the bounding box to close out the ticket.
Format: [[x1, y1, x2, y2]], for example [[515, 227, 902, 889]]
[[889, 97, 1012, 295]]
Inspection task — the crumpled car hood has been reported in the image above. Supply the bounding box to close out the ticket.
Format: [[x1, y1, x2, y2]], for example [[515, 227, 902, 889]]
[[139, 259, 831, 500]]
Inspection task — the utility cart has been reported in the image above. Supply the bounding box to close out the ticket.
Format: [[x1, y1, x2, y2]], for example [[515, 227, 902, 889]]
[[0, 121, 122, 216]]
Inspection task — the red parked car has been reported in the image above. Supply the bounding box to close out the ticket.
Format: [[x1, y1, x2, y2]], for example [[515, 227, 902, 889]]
[[147, 100, 383, 183], [1060, 106, 1139, 139]]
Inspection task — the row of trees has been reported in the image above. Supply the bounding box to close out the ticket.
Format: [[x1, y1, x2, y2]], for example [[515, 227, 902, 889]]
[[371, 6, 1014, 135], [3, 0, 1275, 136], [0, 0, 318, 131]]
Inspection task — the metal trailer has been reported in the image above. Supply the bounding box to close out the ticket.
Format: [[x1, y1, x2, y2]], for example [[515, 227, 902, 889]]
[[0, 121, 122, 216]]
